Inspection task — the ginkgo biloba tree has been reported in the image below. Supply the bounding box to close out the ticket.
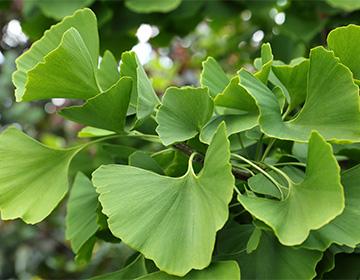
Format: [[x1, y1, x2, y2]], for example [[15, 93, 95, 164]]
[[1, 7, 360, 279]]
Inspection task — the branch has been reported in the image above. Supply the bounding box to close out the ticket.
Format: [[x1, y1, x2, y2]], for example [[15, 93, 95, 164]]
[[173, 143, 251, 181]]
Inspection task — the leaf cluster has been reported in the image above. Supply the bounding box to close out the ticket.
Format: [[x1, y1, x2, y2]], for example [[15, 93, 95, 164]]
[[2, 8, 360, 279]]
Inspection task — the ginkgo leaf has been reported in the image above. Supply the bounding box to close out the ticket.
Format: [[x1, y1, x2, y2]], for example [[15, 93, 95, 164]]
[[125, 0, 182, 13], [92, 123, 234, 276], [23, 28, 100, 101], [59, 77, 132, 133], [90, 255, 147, 280], [272, 58, 309, 111], [66, 172, 99, 256], [156, 87, 214, 146], [200, 77, 258, 143], [97, 50, 120, 91], [238, 131, 344, 246], [302, 164, 360, 251], [119, 51, 160, 119], [137, 261, 240, 280], [239, 47, 360, 142], [36, 0, 96, 20], [254, 43, 273, 84], [327, 24, 360, 82], [216, 223, 322, 279], [200, 57, 229, 97], [13, 8, 99, 102], [238, 229, 322, 279], [0, 126, 83, 224]]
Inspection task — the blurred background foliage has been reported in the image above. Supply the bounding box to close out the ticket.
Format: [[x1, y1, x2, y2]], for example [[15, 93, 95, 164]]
[[2, 0, 360, 278]]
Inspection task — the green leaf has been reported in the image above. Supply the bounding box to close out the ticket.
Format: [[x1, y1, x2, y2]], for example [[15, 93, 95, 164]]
[[129, 151, 164, 175], [238, 131, 344, 246], [248, 166, 304, 200], [0, 126, 82, 224], [78, 127, 115, 138], [239, 47, 360, 142], [200, 77, 258, 143], [200, 57, 229, 97], [22, 28, 99, 101], [13, 8, 99, 101], [137, 261, 240, 280], [36, 0, 95, 20], [254, 43, 273, 84], [327, 24, 360, 82], [93, 123, 234, 276], [272, 59, 309, 111], [90, 255, 147, 280], [59, 77, 132, 133], [156, 87, 214, 146], [125, 0, 182, 13], [326, 0, 360, 11], [120, 51, 160, 119], [216, 222, 322, 279], [303, 164, 360, 251], [97, 50, 120, 91], [66, 172, 99, 256], [239, 229, 322, 279], [75, 236, 96, 264]]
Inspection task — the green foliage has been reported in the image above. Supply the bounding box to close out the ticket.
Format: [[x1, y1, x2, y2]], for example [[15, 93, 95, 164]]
[[4, 7, 360, 279]]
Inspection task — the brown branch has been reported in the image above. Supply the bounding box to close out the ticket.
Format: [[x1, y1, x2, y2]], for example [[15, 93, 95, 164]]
[[173, 143, 251, 181]]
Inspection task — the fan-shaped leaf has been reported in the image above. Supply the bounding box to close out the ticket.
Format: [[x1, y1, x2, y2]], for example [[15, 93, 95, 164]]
[[303, 164, 360, 250], [23, 28, 100, 101], [239, 47, 360, 142], [0, 127, 83, 224], [13, 8, 99, 101], [59, 77, 132, 133], [92, 123, 234, 275], [156, 87, 214, 146], [327, 24, 360, 82], [200, 77, 258, 143], [238, 131, 344, 245], [200, 57, 229, 97]]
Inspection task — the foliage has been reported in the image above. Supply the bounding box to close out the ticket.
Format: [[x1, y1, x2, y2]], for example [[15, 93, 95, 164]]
[[3, 4, 360, 280]]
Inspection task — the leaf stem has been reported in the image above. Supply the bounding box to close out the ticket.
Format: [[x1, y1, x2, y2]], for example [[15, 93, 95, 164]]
[[173, 142, 251, 181], [255, 134, 264, 161], [260, 138, 276, 161], [231, 154, 285, 200]]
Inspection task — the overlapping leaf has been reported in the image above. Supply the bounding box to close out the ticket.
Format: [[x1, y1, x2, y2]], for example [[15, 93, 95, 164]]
[[120, 51, 160, 119], [0, 127, 83, 224], [239, 47, 360, 142], [59, 77, 132, 133], [271, 58, 309, 111], [302, 164, 360, 251], [156, 87, 214, 145], [66, 172, 99, 259], [90, 255, 147, 280], [200, 57, 229, 97], [138, 261, 240, 280], [327, 24, 360, 83], [93, 124, 234, 276], [97, 50, 120, 91], [200, 77, 258, 143], [238, 131, 344, 245], [13, 8, 99, 101]]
